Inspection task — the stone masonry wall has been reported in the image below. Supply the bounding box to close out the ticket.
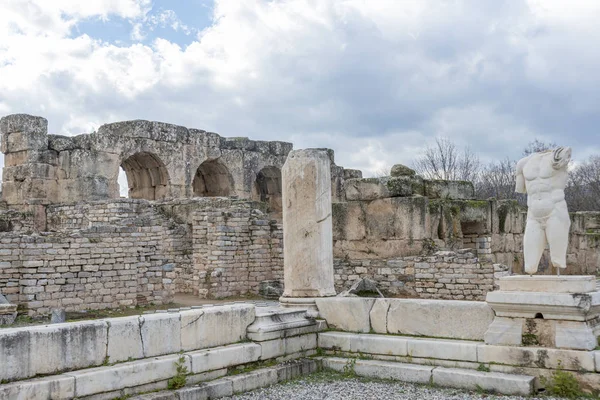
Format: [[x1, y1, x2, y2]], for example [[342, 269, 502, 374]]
[[193, 202, 283, 298], [334, 250, 495, 301], [0, 198, 283, 315]]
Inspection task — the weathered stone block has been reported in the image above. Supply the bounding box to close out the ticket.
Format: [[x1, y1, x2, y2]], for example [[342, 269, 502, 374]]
[[424, 180, 474, 199], [180, 304, 254, 351], [140, 313, 181, 357], [187, 343, 261, 374], [390, 164, 416, 177], [28, 321, 108, 377], [228, 368, 278, 393], [106, 316, 144, 363], [407, 338, 478, 362], [1, 114, 48, 153], [66, 354, 191, 397], [0, 328, 32, 381], [0, 375, 74, 400], [322, 357, 433, 384], [315, 298, 375, 333], [432, 367, 534, 396], [385, 299, 494, 340]]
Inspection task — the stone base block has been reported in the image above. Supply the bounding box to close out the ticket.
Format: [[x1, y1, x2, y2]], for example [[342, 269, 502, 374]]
[[484, 316, 599, 350], [279, 297, 320, 314], [247, 307, 317, 341]]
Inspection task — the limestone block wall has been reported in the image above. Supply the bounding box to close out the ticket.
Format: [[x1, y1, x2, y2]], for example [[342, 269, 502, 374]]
[[333, 175, 600, 277], [334, 250, 495, 301], [0, 197, 286, 314], [0, 227, 176, 316], [192, 201, 283, 298], [0, 114, 292, 208], [0, 304, 255, 383]]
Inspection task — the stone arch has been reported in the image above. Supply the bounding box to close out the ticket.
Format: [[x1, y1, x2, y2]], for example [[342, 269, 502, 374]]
[[252, 166, 282, 213], [193, 160, 235, 197], [121, 152, 170, 200]]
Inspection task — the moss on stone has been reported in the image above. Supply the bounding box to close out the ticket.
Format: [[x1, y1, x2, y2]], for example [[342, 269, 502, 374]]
[[497, 200, 520, 233], [332, 203, 348, 228]]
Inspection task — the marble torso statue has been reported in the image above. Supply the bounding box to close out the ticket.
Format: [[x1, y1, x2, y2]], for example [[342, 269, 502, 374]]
[[515, 147, 571, 275]]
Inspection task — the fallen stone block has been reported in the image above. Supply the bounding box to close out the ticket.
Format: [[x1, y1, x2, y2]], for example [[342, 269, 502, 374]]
[[432, 367, 534, 396]]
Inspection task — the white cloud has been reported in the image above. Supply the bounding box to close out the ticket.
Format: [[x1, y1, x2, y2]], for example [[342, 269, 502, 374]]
[[1, 0, 599, 180]]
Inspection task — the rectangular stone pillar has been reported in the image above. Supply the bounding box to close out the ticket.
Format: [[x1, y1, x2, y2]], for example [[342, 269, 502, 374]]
[[0, 114, 57, 208], [280, 149, 336, 310]]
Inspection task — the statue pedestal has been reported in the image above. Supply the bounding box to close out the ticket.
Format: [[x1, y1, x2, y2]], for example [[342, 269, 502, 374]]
[[484, 275, 600, 350]]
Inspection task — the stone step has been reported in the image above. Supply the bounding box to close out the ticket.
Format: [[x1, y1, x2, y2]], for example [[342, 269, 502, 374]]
[[131, 358, 318, 400], [319, 357, 535, 396]]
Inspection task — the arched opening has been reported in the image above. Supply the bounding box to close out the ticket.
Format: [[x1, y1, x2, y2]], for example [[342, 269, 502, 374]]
[[193, 160, 234, 197], [118, 166, 128, 198], [252, 166, 282, 213], [121, 152, 170, 200]]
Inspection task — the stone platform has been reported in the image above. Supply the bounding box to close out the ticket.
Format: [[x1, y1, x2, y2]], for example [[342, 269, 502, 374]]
[[485, 275, 600, 350]]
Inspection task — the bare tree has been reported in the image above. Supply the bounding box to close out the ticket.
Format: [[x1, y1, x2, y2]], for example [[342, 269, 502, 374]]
[[474, 158, 518, 200], [523, 139, 557, 156], [413, 137, 480, 182], [566, 155, 600, 211]]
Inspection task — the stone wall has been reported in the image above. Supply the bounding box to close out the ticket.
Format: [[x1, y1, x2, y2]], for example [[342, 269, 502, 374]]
[[332, 170, 600, 277], [0, 198, 283, 315], [0, 113, 292, 210], [0, 200, 181, 315], [192, 202, 283, 298], [334, 250, 494, 301]]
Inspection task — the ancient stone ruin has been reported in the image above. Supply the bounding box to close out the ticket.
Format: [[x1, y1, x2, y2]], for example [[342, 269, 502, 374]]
[[1, 114, 599, 316], [2, 114, 600, 398]]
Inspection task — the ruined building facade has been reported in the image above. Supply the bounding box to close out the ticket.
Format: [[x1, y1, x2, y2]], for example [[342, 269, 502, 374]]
[[1, 114, 598, 315]]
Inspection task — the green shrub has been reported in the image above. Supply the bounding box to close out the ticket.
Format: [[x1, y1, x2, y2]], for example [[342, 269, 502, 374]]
[[542, 362, 582, 399], [167, 356, 188, 390]]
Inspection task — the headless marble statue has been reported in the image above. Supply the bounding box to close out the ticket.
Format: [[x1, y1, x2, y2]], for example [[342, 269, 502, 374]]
[[515, 146, 571, 275]]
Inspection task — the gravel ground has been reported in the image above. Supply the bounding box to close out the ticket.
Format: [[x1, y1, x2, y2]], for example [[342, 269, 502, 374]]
[[224, 372, 571, 400]]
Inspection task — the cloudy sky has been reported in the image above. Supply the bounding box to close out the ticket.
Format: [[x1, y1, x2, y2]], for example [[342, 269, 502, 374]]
[[1, 0, 599, 178]]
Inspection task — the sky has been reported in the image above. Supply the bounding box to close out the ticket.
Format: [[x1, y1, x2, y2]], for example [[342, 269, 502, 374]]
[[1, 0, 599, 181]]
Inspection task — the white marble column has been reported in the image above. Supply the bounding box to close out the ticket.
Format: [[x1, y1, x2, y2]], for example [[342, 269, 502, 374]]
[[280, 149, 336, 308]]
